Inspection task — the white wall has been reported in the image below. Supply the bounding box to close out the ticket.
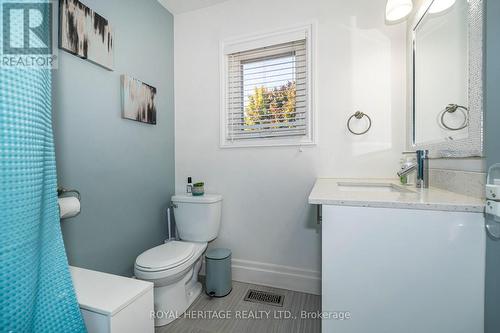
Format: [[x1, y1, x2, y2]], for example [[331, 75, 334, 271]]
[[174, 0, 406, 294]]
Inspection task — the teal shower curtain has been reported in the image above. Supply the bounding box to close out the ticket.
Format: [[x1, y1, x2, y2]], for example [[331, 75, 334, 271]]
[[0, 2, 86, 332]]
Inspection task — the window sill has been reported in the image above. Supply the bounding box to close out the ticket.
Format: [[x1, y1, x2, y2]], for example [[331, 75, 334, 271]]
[[219, 138, 317, 149]]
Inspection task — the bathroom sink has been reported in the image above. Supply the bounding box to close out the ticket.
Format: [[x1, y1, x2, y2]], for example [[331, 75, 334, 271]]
[[337, 182, 415, 193]]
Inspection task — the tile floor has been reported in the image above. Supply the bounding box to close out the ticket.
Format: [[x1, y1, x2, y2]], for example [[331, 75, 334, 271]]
[[155, 281, 321, 333]]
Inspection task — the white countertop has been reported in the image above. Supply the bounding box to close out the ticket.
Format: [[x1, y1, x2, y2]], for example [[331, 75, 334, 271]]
[[308, 178, 485, 212], [70, 266, 153, 316]]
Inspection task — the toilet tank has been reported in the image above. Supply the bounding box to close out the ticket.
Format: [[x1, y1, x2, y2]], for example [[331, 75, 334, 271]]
[[171, 194, 222, 242]]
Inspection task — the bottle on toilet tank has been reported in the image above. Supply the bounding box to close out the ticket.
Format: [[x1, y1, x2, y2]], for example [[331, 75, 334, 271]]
[[186, 177, 193, 194]]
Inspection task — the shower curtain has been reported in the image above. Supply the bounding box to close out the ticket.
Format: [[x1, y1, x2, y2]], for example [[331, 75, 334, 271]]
[[0, 4, 86, 332]]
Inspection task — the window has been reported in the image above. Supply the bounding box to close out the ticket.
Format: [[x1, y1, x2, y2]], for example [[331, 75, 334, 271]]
[[221, 26, 315, 147]]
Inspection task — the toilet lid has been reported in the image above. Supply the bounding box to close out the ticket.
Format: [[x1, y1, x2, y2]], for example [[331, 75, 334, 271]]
[[135, 241, 196, 271]]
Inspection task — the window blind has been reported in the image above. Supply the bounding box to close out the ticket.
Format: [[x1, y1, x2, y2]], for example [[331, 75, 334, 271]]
[[226, 39, 308, 141]]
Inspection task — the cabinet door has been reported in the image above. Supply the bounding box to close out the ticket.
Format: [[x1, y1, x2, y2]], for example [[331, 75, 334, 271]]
[[322, 205, 484, 333]]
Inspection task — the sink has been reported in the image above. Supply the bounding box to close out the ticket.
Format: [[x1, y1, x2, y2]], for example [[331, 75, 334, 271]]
[[337, 182, 415, 193]]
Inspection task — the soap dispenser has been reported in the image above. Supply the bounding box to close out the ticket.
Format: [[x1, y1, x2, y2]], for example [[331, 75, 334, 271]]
[[399, 153, 416, 185]]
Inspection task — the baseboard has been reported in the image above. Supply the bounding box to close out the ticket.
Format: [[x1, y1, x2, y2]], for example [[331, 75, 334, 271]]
[[201, 258, 321, 296]]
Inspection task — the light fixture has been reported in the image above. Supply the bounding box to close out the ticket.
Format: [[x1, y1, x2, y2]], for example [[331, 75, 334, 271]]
[[385, 0, 413, 22], [428, 0, 456, 14]]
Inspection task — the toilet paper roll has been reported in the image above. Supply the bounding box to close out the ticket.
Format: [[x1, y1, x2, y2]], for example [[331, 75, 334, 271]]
[[58, 197, 81, 219]]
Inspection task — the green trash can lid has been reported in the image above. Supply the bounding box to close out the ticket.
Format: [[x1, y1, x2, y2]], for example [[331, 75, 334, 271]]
[[206, 248, 231, 260]]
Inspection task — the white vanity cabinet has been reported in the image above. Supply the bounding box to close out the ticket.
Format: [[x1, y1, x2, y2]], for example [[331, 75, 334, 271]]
[[310, 179, 485, 333]]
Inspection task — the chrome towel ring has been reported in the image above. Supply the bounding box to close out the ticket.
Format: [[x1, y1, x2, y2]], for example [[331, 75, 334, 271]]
[[439, 104, 469, 131], [347, 111, 372, 135]]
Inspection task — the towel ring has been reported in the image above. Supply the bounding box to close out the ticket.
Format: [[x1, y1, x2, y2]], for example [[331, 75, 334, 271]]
[[439, 104, 469, 131], [347, 111, 372, 135]]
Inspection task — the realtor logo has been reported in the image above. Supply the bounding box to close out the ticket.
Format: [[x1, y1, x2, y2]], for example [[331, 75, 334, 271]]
[[1, 1, 56, 67], [3, 2, 52, 54]]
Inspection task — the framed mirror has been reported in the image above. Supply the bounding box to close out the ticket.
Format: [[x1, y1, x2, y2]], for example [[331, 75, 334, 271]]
[[409, 0, 484, 157]]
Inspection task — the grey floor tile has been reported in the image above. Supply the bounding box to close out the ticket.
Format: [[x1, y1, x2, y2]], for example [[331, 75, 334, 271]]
[[155, 281, 321, 333]]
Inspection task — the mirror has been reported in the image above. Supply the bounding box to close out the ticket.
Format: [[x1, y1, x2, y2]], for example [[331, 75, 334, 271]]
[[410, 0, 483, 157]]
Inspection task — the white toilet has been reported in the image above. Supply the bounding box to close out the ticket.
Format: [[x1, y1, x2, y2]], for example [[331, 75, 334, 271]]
[[134, 194, 222, 327]]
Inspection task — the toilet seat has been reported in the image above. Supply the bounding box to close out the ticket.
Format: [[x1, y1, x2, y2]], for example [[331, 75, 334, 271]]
[[135, 241, 196, 272]]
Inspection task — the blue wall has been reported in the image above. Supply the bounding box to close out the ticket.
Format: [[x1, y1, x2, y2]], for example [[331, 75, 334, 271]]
[[485, 0, 500, 331], [53, 0, 174, 276]]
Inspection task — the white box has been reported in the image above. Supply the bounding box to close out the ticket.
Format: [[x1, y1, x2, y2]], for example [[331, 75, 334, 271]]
[[70, 266, 154, 333]]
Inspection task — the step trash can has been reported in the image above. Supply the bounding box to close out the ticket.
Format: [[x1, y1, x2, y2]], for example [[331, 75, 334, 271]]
[[205, 248, 232, 297]]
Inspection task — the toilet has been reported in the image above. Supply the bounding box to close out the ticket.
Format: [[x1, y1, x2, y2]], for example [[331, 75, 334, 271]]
[[134, 194, 222, 327]]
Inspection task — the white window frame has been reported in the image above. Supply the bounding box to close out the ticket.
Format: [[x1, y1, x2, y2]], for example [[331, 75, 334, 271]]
[[220, 24, 316, 148]]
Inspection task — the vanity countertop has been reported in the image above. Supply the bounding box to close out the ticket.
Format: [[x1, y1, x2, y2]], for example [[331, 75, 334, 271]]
[[308, 178, 485, 213]]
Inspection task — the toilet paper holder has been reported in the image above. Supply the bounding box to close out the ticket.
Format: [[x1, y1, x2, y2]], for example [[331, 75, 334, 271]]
[[57, 187, 81, 219], [57, 187, 81, 201]]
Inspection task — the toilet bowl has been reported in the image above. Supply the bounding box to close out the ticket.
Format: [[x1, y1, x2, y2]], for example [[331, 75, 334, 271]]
[[134, 241, 207, 326], [134, 194, 222, 327]]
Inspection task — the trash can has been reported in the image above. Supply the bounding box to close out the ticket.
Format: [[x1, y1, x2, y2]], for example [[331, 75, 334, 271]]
[[205, 248, 232, 297]]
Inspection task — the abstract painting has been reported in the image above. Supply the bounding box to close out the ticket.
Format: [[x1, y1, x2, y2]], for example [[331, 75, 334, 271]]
[[121, 75, 157, 125], [59, 0, 114, 70]]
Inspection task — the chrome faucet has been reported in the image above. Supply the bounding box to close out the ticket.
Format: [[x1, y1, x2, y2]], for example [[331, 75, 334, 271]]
[[397, 150, 429, 188]]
